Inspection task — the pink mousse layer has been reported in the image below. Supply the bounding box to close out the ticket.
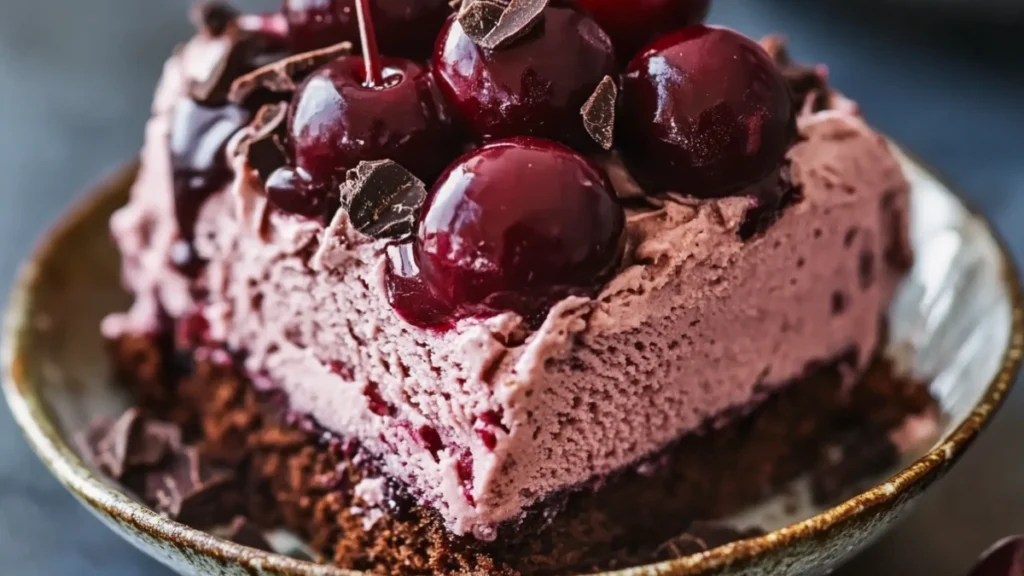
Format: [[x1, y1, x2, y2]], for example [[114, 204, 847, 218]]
[[104, 41, 911, 539]]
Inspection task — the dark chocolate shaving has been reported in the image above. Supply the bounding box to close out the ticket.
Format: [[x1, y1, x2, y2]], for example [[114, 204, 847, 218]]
[[581, 75, 618, 150], [760, 35, 831, 115], [228, 42, 353, 105], [96, 409, 139, 479], [340, 160, 428, 242], [457, 0, 506, 44], [239, 102, 289, 182], [145, 446, 233, 526], [484, 0, 548, 49], [224, 516, 274, 552], [190, 1, 239, 37], [78, 408, 173, 480], [189, 27, 282, 105], [188, 35, 237, 103], [81, 409, 237, 527], [459, 0, 548, 50]]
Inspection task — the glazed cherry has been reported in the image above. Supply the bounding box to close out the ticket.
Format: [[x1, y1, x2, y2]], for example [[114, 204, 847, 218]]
[[576, 0, 710, 60], [432, 4, 616, 149], [967, 536, 1024, 576], [282, 0, 451, 60], [272, 0, 457, 216], [265, 165, 335, 218], [392, 137, 625, 327], [618, 26, 796, 198], [287, 58, 455, 191]]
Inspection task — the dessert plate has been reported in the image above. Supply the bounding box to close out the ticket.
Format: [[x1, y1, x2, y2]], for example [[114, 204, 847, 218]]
[[3, 148, 1021, 576]]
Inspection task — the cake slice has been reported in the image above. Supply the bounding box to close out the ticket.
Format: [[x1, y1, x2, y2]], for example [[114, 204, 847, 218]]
[[99, 1, 932, 573]]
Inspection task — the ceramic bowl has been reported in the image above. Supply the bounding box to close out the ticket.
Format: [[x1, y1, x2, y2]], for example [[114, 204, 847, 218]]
[[3, 149, 1022, 576]]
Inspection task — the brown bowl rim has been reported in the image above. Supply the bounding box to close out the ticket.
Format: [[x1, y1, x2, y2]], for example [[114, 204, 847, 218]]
[[3, 156, 1022, 576]]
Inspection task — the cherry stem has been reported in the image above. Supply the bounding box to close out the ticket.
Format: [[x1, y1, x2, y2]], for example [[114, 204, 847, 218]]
[[354, 0, 384, 88]]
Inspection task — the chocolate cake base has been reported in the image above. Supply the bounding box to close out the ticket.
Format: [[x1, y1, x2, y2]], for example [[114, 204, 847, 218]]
[[108, 331, 935, 575]]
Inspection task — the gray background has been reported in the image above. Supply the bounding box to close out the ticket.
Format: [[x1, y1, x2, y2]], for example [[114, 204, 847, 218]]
[[0, 1, 1022, 574]]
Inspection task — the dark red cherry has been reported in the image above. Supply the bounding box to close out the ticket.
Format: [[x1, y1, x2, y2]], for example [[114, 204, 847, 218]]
[[265, 165, 337, 218], [618, 25, 796, 198], [576, 0, 710, 60], [968, 536, 1024, 576], [432, 5, 616, 149], [400, 137, 624, 325], [282, 0, 451, 60], [279, 56, 456, 215]]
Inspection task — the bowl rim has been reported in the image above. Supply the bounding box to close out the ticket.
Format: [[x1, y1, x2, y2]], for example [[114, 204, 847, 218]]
[[2, 156, 1022, 576]]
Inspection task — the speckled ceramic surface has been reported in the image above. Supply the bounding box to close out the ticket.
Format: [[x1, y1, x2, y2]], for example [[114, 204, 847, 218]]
[[2, 149, 1021, 576]]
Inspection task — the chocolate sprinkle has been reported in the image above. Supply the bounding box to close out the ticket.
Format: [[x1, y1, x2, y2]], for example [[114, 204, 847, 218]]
[[239, 102, 289, 182], [340, 160, 428, 242], [581, 75, 618, 150], [459, 0, 548, 50], [228, 42, 353, 105], [190, 1, 239, 38], [224, 516, 274, 552]]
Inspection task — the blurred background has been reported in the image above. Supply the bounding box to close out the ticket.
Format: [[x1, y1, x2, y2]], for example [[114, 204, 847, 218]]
[[0, 0, 1022, 574]]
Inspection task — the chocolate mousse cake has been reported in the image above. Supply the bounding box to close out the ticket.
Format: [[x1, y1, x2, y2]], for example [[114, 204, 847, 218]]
[[93, 0, 937, 573]]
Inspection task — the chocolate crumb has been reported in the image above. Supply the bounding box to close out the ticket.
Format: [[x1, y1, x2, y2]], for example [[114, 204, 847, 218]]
[[459, 0, 548, 50], [190, 2, 239, 38], [224, 516, 274, 552], [340, 160, 428, 242], [239, 102, 289, 182], [228, 42, 353, 105], [581, 75, 617, 150]]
